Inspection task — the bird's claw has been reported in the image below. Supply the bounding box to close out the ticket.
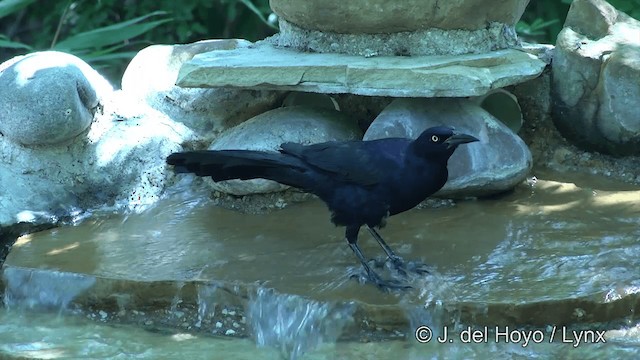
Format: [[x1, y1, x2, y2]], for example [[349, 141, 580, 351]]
[[367, 272, 412, 292], [349, 267, 411, 291], [388, 255, 405, 269], [385, 256, 431, 277]]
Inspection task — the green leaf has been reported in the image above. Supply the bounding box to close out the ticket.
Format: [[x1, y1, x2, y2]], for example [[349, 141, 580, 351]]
[[0, 0, 37, 18], [238, 0, 278, 29], [529, 18, 559, 31], [0, 37, 32, 50], [83, 51, 140, 63], [52, 10, 172, 51], [72, 41, 131, 57]]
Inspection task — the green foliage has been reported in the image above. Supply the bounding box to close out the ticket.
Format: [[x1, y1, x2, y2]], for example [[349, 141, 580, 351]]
[[608, 0, 640, 19], [517, 0, 640, 44], [54, 11, 172, 56], [0, 0, 275, 82], [517, 0, 571, 44], [0, 0, 36, 18]]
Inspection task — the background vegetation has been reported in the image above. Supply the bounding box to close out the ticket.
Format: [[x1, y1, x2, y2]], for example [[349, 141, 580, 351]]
[[1, 0, 639, 83], [518, 0, 640, 43]]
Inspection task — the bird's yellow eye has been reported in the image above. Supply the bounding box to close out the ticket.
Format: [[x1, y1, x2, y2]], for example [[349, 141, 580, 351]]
[[431, 135, 439, 142]]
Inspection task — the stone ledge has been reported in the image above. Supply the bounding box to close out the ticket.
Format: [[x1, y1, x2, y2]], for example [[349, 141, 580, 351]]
[[176, 43, 547, 98], [2, 267, 638, 339]]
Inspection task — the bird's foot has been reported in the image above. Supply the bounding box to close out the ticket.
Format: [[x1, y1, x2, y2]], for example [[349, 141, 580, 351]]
[[399, 260, 432, 276], [387, 255, 406, 269], [367, 271, 412, 292], [381, 256, 431, 277], [349, 267, 411, 292]]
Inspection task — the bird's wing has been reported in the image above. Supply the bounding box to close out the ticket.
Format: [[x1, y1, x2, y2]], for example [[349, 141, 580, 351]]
[[280, 140, 405, 186]]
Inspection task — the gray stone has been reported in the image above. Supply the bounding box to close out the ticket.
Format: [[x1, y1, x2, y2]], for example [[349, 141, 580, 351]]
[[519, 42, 555, 65], [121, 40, 283, 140], [177, 43, 547, 98], [0, 51, 113, 146], [269, 0, 530, 33], [270, 19, 520, 57], [0, 90, 193, 227], [552, 0, 640, 155], [122, 39, 252, 95], [204, 106, 362, 196], [364, 98, 532, 197]]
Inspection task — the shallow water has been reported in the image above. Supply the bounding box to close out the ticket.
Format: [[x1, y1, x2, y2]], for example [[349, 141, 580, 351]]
[[1, 308, 639, 359], [1, 168, 640, 359]]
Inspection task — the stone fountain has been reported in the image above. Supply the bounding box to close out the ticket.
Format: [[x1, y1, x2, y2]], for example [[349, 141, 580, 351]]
[[1, 0, 640, 358]]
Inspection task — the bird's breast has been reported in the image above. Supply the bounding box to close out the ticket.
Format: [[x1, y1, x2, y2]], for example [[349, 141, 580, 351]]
[[385, 165, 448, 215]]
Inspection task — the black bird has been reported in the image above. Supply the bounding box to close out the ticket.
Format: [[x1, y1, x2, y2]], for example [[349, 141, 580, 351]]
[[167, 126, 478, 290]]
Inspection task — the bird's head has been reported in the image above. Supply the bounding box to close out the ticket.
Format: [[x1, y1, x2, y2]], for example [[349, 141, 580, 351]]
[[411, 126, 479, 160]]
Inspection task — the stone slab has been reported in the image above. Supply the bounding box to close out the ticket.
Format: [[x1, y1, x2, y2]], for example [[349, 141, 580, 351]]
[[176, 44, 547, 98]]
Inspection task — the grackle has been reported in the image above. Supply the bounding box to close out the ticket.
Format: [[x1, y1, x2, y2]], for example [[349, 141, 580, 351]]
[[167, 126, 478, 290]]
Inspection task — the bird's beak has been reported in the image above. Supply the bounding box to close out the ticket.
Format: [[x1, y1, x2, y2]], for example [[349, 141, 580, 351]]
[[444, 133, 479, 148]]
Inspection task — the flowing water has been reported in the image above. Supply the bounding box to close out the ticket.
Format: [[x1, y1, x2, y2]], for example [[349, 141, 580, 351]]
[[1, 168, 639, 359]]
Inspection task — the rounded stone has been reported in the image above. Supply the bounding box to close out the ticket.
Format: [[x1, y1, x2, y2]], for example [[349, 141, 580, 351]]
[[121, 40, 282, 139], [207, 106, 362, 196], [122, 39, 252, 96], [551, 0, 640, 155], [0, 51, 113, 146], [270, 0, 530, 34], [364, 98, 531, 197]]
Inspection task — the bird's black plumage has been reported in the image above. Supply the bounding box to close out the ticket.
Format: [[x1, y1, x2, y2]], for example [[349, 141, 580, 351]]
[[167, 126, 479, 290]]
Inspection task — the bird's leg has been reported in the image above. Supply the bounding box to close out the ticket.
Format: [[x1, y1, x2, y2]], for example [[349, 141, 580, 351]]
[[365, 225, 430, 276], [365, 225, 404, 266], [345, 226, 410, 291]]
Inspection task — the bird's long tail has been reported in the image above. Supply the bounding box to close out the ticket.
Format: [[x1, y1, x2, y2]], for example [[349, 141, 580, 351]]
[[166, 150, 311, 189]]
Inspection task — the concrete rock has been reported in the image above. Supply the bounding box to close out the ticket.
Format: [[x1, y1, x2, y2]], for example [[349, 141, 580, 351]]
[[271, 19, 520, 57], [206, 106, 362, 196], [0, 51, 113, 146], [122, 39, 252, 95], [364, 98, 532, 197], [552, 0, 640, 155], [0, 91, 193, 227], [269, 0, 529, 33], [121, 40, 283, 139], [177, 43, 546, 98]]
